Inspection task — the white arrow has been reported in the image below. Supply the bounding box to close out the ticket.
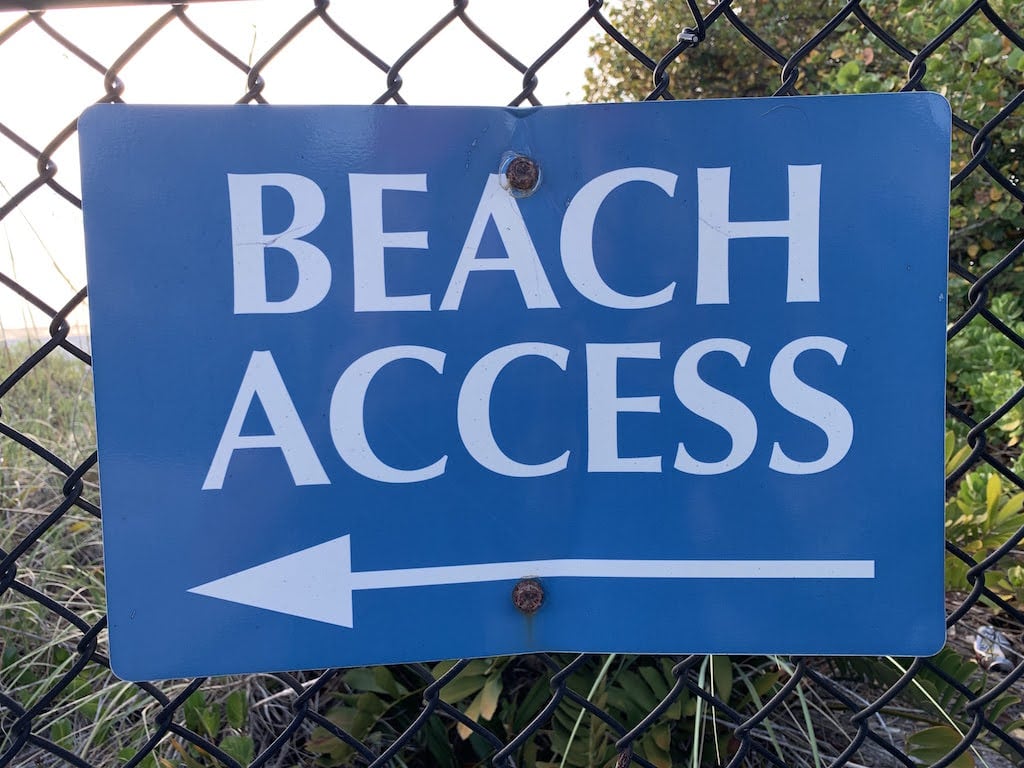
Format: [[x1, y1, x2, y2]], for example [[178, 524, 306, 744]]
[[187, 535, 874, 628]]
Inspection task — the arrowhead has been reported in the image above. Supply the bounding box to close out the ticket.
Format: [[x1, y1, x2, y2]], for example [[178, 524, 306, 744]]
[[188, 535, 354, 628]]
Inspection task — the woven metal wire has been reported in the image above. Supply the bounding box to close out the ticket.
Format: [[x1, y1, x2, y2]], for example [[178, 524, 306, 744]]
[[1, 1, 1023, 766]]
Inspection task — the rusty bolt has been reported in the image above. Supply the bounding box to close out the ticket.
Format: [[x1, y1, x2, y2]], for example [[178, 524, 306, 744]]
[[511, 578, 544, 614], [504, 155, 540, 194]]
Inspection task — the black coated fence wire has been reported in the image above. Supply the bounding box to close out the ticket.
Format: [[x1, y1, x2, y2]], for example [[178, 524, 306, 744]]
[[1, 1, 1023, 767]]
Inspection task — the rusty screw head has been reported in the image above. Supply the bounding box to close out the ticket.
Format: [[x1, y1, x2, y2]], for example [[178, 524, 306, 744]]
[[501, 154, 540, 197], [511, 578, 544, 614]]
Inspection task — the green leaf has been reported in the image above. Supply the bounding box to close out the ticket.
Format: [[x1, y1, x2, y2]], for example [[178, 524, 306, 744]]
[[345, 666, 397, 695], [462, 658, 493, 676], [981, 34, 1002, 61], [439, 674, 487, 704], [711, 655, 733, 704], [614, 670, 659, 711], [966, 36, 985, 62], [734, 667, 781, 711], [905, 725, 975, 768], [333, 692, 387, 746], [479, 671, 502, 721], [651, 721, 671, 751], [986, 472, 1001, 514], [219, 734, 254, 765], [836, 60, 861, 85], [119, 749, 158, 768], [49, 718, 72, 749], [308, 710, 358, 763], [225, 690, 247, 730], [355, 690, 387, 715], [988, 692, 1020, 724], [754, 669, 781, 698], [422, 716, 458, 768], [512, 678, 551, 730], [80, 699, 98, 722], [200, 705, 221, 741], [643, 723, 673, 768], [183, 691, 207, 734], [551, 700, 582, 733], [373, 666, 404, 697], [994, 493, 1024, 525], [638, 665, 670, 699], [175, 744, 210, 768], [999, 717, 1024, 735], [457, 689, 483, 739], [432, 659, 460, 678]]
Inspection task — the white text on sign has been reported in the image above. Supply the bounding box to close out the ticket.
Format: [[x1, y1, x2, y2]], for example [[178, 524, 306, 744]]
[[203, 164, 852, 489]]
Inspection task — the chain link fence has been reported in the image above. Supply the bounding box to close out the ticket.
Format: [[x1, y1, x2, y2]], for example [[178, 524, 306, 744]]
[[0, 1, 1023, 766]]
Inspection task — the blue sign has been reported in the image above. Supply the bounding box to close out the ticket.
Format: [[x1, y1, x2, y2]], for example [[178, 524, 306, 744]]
[[80, 95, 951, 681]]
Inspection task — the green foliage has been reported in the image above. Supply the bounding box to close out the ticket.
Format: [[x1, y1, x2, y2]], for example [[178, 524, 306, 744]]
[[835, 650, 1022, 766], [544, 656, 689, 768], [307, 665, 423, 766], [944, 430, 1024, 601], [947, 292, 1024, 444], [0, 346, 145, 764], [173, 690, 255, 768], [307, 659, 557, 767], [0, 344, 96, 512], [584, 0, 835, 102], [305, 656, 836, 768], [906, 725, 974, 768]]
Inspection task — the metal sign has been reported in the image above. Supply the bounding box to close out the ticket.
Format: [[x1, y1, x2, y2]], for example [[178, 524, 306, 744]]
[[80, 94, 950, 681]]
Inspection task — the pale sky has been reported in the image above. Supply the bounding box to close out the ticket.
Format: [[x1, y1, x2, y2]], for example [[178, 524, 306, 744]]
[[0, 0, 598, 334]]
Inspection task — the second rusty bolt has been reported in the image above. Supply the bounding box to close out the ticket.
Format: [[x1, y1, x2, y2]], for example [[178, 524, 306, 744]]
[[512, 578, 544, 614]]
